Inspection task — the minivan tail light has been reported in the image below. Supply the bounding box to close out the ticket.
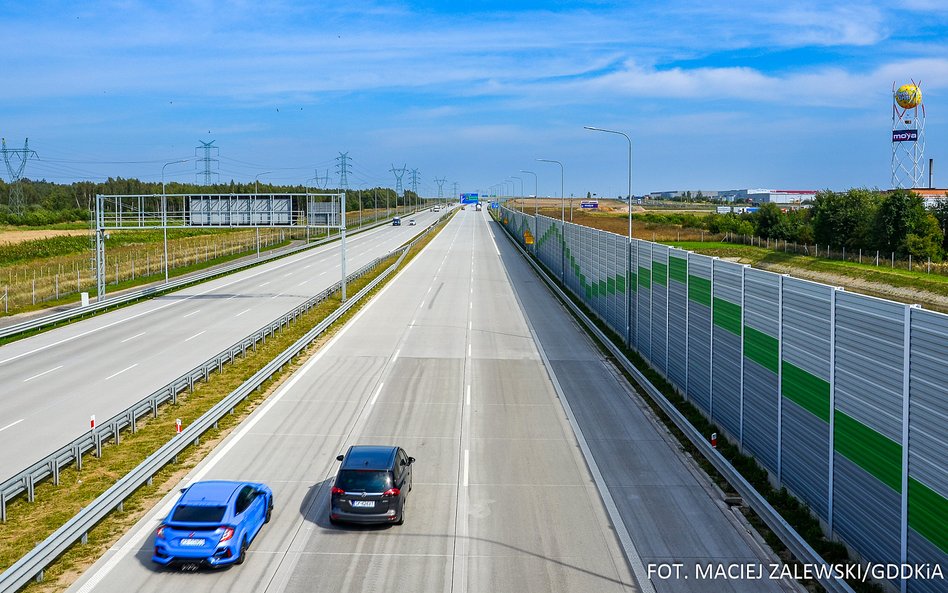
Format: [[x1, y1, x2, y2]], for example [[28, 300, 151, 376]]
[[382, 488, 400, 497], [155, 525, 166, 538], [331, 487, 345, 495], [220, 527, 235, 543]]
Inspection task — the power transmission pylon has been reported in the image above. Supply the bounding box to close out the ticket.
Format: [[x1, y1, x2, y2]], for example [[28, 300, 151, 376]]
[[434, 177, 446, 199], [452, 182, 458, 201], [336, 152, 351, 190], [409, 168, 420, 195], [195, 140, 219, 185], [390, 164, 407, 196], [316, 169, 330, 189], [1, 138, 38, 215]]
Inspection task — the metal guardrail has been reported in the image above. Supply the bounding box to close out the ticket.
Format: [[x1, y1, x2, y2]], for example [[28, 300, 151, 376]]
[[494, 217, 857, 593], [0, 212, 448, 592], [0, 212, 410, 342]]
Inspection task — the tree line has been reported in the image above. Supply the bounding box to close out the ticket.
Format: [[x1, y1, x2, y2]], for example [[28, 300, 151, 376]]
[[0, 178, 423, 226], [641, 188, 948, 261]]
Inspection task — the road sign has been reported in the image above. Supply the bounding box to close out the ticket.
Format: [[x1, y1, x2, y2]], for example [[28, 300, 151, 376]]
[[524, 229, 534, 245]]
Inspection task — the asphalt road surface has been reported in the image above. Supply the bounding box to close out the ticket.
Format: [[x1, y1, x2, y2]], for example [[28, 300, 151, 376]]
[[67, 208, 796, 593], [0, 209, 443, 483]]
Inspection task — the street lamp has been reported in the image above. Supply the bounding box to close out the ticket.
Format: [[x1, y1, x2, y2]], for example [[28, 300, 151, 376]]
[[537, 159, 565, 222], [161, 159, 189, 283], [254, 171, 272, 195], [509, 176, 523, 211], [584, 126, 632, 241], [521, 170, 538, 249]]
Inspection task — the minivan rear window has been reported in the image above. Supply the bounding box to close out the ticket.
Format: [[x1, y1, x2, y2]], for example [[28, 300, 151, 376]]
[[335, 470, 392, 492], [171, 505, 227, 523]]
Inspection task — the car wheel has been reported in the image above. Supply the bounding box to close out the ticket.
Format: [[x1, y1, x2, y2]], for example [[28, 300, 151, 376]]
[[235, 539, 248, 565], [395, 501, 405, 525], [265, 499, 273, 524]]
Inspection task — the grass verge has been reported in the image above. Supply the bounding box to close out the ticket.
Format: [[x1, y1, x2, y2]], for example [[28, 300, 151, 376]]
[[1, 211, 454, 592]]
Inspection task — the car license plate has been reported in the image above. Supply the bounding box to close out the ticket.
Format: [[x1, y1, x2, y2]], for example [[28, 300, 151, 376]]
[[351, 500, 374, 508], [180, 538, 205, 546]]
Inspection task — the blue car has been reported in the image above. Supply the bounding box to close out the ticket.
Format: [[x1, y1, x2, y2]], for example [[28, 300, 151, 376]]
[[152, 480, 273, 569]]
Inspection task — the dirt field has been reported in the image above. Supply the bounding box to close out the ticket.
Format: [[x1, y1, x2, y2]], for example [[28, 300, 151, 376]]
[[0, 229, 90, 245]]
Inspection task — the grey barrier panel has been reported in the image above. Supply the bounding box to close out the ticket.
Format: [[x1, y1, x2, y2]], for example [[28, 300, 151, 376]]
[[636, 240, 652, 362], [666, 249, 688, 393], [741, 267, 780, 473], [781, 276, 832, 521], [493, 220, 857, 593], [603, 231, 617, 334], [711, 259, 743, 442], [650, 244, 669, 377], [833, 291, 904, 570], [908, 530, 947, 593], [686, 252, 712, 413], [908, 307, 948, 592], [618, 233, 631, 343]]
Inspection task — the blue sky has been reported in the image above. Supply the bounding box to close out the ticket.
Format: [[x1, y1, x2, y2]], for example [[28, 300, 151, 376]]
[[2, 0, 947, 197]]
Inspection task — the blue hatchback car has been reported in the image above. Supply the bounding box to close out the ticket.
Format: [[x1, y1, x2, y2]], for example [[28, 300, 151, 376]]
[[152, 480, 273, 569]]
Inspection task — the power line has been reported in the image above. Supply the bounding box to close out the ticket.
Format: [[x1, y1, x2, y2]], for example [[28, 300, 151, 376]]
[[1, 137, 38, 215]]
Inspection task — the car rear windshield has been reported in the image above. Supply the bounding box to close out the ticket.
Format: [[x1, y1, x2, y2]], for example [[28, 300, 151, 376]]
[[171, 505, 227, 523], [335, 470, 392, 492]]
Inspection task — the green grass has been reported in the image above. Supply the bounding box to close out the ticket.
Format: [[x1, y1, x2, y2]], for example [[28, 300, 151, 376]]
[[667, 241, 948, 305], [2, 211, 454, 592]]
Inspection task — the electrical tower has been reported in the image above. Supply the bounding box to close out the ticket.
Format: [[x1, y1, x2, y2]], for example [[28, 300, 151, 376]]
[[409, 168, 420, 195], [390, 164, 407, 196], [336, 152, 351, 190], [434, 177, 446, 199], [452, 182, 458, 200], [195, 140, 219, 185], [1, 138, 38, 215], [314, 169, 331, 189]]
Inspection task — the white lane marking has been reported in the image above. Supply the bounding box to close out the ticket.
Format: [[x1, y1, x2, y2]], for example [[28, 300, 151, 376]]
[[392, 348, 401, 361], [318, 271, 327, 276], [183, 309, 200, 318], [23, 365, 63, 382], [184, 330, 206, 342], [419, 300, 424, 308], [297, 280, 309, 286], [0, 419, 24, 433], [72, 212, 436, 593], [283, 272, 292, 278], [120, 332, 147, 343], [463, 449, 470, 487], [105, 363, 138, 381], [303, 264, 312, 270], [235, 308, 251, 317], [468, 321, 472, 331], [466, 385, 471, 406], [259, 281, 271, 287], [225, 295, 238, 301], [411, 318, 416, 326], [369, 382, 384, 407], [468, 343, 472, 357], [487, 223, 502, 255], [271, 292, 285, 300], [469, 302, 473, 310]]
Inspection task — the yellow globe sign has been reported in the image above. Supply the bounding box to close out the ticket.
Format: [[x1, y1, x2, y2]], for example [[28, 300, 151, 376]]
[[895, 84, 922, 109]]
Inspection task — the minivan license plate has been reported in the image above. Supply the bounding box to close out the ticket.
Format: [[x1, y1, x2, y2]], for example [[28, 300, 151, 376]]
[[180, 538, 205, 546], [351, 501, 374, 508]]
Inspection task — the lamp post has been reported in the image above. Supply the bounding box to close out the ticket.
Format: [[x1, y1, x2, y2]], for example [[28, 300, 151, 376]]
[[161, 159, 189, 283], [253, 172, 272, 258], [585, 125, 633, 346], [509, 176, 523, 211], [584, 126, 632, 241], [520, 170, 538, 251], [537, 159, 564, 222], [538, 158, 565, 278]]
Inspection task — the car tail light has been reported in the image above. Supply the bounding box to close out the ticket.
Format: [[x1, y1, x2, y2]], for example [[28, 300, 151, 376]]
[[331, 487, 345, 495], [220, 527, 235, 543], [382, 488, 400, 497], [155, 525, 165, 538]]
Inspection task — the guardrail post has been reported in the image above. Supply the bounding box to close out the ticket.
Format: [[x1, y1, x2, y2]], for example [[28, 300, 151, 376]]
[[52, 458, 60, 486], [1, 492, 6, 522], [129, 410, 137, 434], [94, 433, 102, 458], [113, 421, 121, 445], [26, 475, 35, 502], [81, 532, 88, 544], [74, 445, 83, 471], [34, 569, 43, 583]]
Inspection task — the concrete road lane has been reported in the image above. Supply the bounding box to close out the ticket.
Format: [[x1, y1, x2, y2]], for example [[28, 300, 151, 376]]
[[0, 210, 443, 482], [68, 207, 635, 593]]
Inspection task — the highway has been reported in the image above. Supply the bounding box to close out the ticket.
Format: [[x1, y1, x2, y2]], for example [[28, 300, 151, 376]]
[[67, 208, 796, 593], [0, 210, 443, 483]]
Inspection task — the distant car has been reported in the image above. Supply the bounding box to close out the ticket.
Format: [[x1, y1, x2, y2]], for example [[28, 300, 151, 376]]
[[152, 480, 273, 570], [409, 218, 416, 226], [330, 445, 414, 525], [392, 216, 401, 226]]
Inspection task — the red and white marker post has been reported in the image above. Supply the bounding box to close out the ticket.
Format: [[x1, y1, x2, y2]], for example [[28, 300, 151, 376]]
[[90, 415, 96, 430], [710, 432, 718, 449], [175, 418, 182, 435]]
